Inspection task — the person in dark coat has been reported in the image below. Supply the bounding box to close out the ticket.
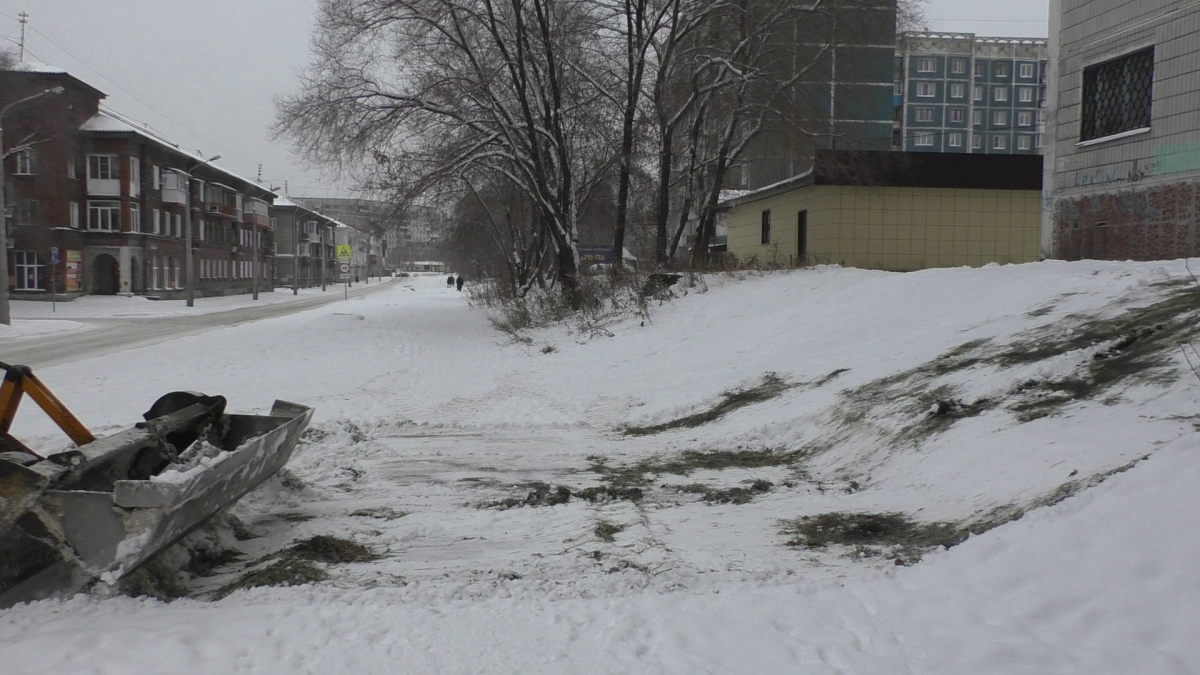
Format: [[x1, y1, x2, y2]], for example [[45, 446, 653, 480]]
[[447, 275, 455, 287], [455, 275, 464, 291]]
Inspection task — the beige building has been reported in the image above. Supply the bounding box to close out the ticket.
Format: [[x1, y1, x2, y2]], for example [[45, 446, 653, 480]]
[[723, 151, 1043, 270]]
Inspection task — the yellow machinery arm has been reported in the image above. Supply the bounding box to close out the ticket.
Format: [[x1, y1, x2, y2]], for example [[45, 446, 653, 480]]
[[0, 362, 96, 458]]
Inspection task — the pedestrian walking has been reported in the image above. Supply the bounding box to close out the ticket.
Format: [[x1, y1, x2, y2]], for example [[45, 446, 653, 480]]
[[447, 275, 455, 288], [456, 275, 464, 291]]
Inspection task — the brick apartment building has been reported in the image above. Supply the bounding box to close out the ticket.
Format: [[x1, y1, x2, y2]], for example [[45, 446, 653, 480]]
[[270, 196, 339, 288], [2, 64, 276, 298]]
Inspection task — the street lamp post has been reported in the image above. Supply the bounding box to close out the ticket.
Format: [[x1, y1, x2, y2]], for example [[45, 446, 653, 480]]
[[0, 86, 66, 325], [182, 154, 221, 308]]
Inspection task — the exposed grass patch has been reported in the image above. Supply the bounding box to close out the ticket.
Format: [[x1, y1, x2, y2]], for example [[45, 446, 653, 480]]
[[214, 559, 329, 598], [594, 521, 626, 542], [276, 512, 316, 523], [624, 373, 792, 435], [483, 482, 644, 509], [349, 507, 409, 521], [783, 512, 964, 555], [702, 479, 775, 505], [289, 535, 382, 564], [587, 448, 801, 488]]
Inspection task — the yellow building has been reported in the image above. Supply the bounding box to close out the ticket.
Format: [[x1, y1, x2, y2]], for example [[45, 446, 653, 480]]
[[723, 151, 1043, 270]]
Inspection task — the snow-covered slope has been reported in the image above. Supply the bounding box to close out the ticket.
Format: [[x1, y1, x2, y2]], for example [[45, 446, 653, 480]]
[[2, 262, 1198, 673]]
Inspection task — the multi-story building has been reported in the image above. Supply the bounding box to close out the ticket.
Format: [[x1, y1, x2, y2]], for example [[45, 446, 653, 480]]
[[270, 197, 338, 288], [293, 197, 399, 275], [1043, 0, 1200, 260], [894, 32, 1048, 155], [732, 0, 897, 189], [2, 63, 276, 298]]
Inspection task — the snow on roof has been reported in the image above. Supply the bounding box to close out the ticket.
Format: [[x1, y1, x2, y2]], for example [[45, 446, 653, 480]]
[[79, 108, 275, 199], [8, 59, 68, 74], [718, 169, 815, 207], [271, 195, 349, 227]]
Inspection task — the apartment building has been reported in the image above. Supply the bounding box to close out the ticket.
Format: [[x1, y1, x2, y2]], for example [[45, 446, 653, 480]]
[[2, 64, 275, 298], [894, 32, 1048, 155], [1044, 0, 1200, 260], [293, 197, 402, 276], [270, 197, 338, 288]]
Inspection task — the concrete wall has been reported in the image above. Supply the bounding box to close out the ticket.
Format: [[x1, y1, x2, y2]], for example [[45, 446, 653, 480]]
[[727, 185, 1041, 270], [1047, 0, 1200, 260]]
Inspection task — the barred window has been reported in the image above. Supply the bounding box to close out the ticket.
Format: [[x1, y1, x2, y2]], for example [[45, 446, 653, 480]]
[[1080, 48, 1154, 142]]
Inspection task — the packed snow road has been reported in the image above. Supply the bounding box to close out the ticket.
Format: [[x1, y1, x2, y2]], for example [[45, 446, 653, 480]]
[[1, 277, 403, 368], [2, 264, 1199, 674]]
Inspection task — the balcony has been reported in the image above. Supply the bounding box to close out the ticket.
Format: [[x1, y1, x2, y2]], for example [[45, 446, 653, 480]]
[[161, 171, 187, 205], [204, 183, 242, 220], [88, 178, 121, 197], [243, 198, 270, 227]]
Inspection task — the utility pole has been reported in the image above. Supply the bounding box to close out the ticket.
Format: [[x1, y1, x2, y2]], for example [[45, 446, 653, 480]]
[[251, 199, 259, 301], [320, 224, 327, 291], [292, 217, 298, 295], [17, 13, 28, 62], [183, 155, 221, 308]]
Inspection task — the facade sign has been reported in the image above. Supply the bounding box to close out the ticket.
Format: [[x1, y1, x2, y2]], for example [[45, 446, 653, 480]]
[[65, 250, 83, 292]]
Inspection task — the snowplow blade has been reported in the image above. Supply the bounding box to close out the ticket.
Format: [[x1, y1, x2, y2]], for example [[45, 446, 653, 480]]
[[0, 399, 313, 607], [0, 459, 49, 534]]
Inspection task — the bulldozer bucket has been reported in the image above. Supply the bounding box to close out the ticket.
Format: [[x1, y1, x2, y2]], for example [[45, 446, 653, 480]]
[[0, 399, 313, 607]]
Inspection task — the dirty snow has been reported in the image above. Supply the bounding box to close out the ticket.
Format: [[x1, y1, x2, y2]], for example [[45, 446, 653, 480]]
[[2, 262, 1199, 674]]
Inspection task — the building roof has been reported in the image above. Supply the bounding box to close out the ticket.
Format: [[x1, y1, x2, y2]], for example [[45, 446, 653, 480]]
[[80, 108, 275, 200], [721, 150, 1043, 208], [8, 59, 67, 74]]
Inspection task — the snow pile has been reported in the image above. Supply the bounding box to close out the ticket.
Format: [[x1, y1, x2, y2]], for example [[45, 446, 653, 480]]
[[2, 262, 1198, 673]]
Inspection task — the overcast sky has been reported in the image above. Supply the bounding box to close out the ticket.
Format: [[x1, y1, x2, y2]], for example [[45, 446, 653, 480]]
[[1, 0, 1049, 199]]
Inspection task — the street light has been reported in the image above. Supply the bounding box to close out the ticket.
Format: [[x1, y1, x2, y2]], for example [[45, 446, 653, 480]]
[[0, 86, 66, 325], [180, 154, 221, 307]]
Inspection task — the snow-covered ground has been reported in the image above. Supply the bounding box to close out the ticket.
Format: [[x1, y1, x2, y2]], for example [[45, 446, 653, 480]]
[[2, 262, 1198, 673], [0, 319, 92, 342]]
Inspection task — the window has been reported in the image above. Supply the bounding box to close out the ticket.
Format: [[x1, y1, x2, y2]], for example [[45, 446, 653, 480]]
[[1036, 133, 1045, 148], [153, 209, 161, 234], [992, 135, 1007, 150], [760, 210, 771, 244], [949, 108, 964, 123], [1018, 111, 1033, 127], [129, 157, 141, 197], [130, 204, 140, 233], [916, 82, 936, 97], [917, 58, 936, 73], [70, 202, 80, 229], [993, 110, 1009, 126], [915, 107, 934, 122], [87, 200, 121, 231], [995, 63, 1009, 78], [972, 135, 983, 150], [14, 251, 44, 291], [175, 214, 183, 238], [67, 156, 78, 179], [951, 59, 966, 74], [1037, 109, 1047, 125], [973, 85, 983, 101], [88, 155, 117, 180], [948, 132, 963, 148], [1018, 87, 1034, 103], [972, 110, 983, 126], [152, 256, 161, 290], [151, 165, 160, 190], [894, 80, 903, 96], [18, 200, 38, 225], [994, 87, 1009, 102], [914, 132, 935, 147], [1020, 63, 1035, 79], [14, 149, 35, 175], [949, 82, 965, 99], [974, 62, 985, 78], [1080, 48, 1154, 142], [1017, 135, 1032, 150], [175, 259, 182, 289]]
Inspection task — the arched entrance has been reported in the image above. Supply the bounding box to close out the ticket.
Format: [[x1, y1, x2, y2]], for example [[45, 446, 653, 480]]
[[92, 254, 119, 295]]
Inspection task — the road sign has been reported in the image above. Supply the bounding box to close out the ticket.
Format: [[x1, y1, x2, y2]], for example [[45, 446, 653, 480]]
[[49, 247, 60, 265], [336, 244, 353, 261], [339, 263, 350, 274]]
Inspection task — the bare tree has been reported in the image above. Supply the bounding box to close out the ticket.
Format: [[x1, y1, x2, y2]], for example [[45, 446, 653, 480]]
[[897, 0, 927, 32], [277, 0, 622, 304]]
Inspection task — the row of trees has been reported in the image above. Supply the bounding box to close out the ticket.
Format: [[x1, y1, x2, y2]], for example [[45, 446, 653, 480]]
[[277, 0, 924, 302]]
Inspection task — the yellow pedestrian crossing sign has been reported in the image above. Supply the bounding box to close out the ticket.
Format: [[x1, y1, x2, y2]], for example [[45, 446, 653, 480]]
[[336, 245, 353, 262]]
